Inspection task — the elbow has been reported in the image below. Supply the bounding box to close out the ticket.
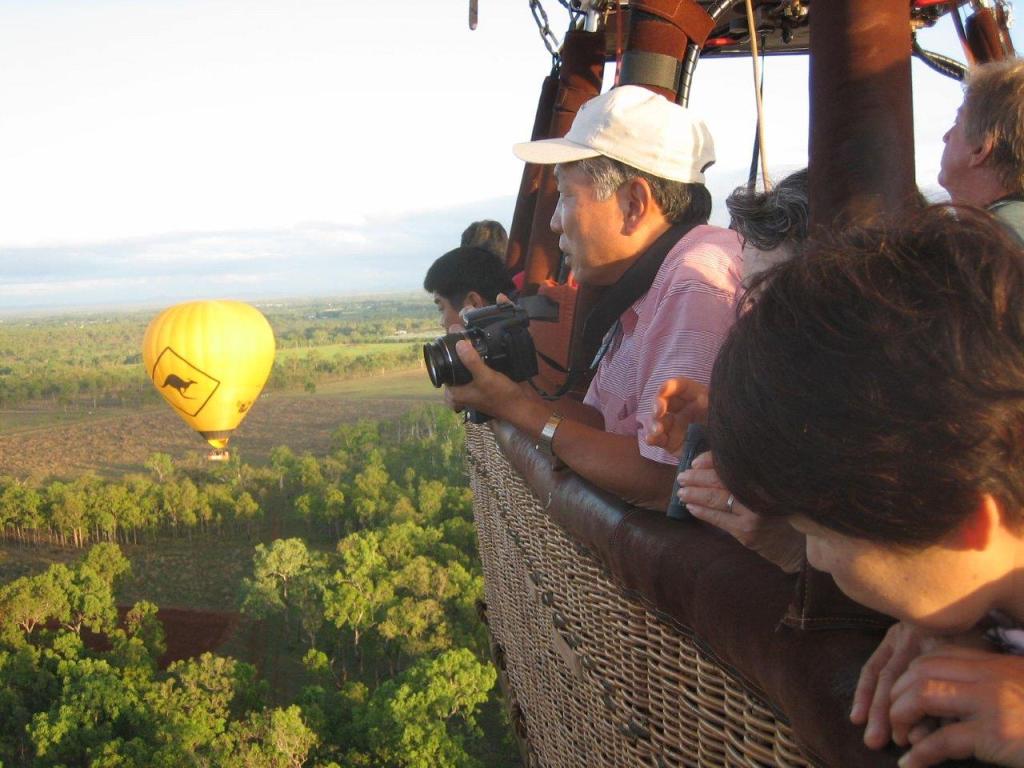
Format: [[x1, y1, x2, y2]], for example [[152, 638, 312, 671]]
[[622, 463, 676, 511]]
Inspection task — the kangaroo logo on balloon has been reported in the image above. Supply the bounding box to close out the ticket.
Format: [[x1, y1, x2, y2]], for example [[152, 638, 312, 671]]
[[149, 347, 220, 417], [161, 374, 198, 399]]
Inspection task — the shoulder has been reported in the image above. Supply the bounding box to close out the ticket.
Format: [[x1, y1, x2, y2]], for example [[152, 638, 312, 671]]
[[989, 199, 1024, 243], [652, 224, 742, 296]]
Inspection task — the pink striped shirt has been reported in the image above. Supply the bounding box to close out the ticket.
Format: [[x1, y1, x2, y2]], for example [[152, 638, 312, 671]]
[[583, 224, 743, 465]]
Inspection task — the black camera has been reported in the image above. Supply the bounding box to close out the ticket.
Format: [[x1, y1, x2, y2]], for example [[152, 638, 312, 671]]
[[423, 302, 538, 389]]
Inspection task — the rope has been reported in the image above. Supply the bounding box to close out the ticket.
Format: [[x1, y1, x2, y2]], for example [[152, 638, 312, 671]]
[[747, 32, 767, 190], [744, 0, 772, 189]]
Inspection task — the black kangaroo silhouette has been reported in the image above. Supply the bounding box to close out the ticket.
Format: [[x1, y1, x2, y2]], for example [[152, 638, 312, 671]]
[[162, 373, 198, 398]]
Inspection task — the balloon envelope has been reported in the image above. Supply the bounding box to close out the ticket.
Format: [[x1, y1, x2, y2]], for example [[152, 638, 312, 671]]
[[142, 300, 275, 450]]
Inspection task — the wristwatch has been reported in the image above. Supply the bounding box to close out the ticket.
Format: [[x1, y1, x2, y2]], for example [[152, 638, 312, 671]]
[[536, 412, 564, 456]]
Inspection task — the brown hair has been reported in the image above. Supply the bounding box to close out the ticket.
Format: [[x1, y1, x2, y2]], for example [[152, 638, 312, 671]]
[[460, 220, 509, 262], [708, 206, 1024, 546]]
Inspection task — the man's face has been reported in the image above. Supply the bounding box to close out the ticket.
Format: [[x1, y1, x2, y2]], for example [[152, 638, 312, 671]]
[[433, 292, 467, 331], [938, 103, 976, 204], [791, 515, 999, 633], [550, 163, 631, 287]]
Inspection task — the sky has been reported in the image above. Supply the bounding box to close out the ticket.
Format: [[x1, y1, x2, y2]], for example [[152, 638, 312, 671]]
[[0, 1, 1019, 312]]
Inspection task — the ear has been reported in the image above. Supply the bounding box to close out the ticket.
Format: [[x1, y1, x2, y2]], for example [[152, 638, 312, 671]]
[[463, 290, 487, 309], [618, 178, 656, 235], [952, 494, 1002, 551], [968, 134, 996, 168]]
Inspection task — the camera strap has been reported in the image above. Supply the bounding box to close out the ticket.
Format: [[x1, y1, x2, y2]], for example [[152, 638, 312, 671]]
[[525, 218, 701, 399]]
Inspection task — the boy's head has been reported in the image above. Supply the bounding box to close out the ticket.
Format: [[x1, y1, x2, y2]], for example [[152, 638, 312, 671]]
[[423, 246, 515, 330]]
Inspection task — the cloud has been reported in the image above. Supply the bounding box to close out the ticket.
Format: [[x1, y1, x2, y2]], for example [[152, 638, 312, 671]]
[[0, 197, 516, 311]]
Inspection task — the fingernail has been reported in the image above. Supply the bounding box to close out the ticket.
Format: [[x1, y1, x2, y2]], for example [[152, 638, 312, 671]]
[[897, 753, 909, 768]]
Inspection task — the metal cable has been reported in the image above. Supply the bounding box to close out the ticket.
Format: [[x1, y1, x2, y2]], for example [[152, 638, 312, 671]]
[[677, 0, 740, 106], [912, 36, 968, 81]]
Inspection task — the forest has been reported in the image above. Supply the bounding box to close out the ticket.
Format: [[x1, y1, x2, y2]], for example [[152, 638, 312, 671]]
[[0, 406, 512, 767], [0, 300, 516, 768]]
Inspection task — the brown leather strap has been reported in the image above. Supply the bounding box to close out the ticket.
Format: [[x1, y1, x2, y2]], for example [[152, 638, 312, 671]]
[[965, 6, 1016, 64], [506, 74, 559, 276], [524, 30, 605, 289], [621, 0, 713, 99], [632, 0, 715, 46]]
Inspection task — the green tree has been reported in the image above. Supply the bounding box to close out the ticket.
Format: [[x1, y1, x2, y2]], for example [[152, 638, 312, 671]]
[[0, 569, 69, 643], [144, 452, 175, 483], [241, 539, 328, 649], [323, 531, 394, 674], [346, 649, 496, 768], [221, 705, 318, 768]]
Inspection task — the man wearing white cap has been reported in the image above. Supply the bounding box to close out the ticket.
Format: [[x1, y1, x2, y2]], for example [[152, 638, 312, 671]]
[[445, 85, 741, 509]]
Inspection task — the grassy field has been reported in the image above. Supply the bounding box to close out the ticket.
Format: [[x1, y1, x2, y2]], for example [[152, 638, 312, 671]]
[[274, 340, 420, 362], [0, 538, 251, 612], [0, 367, 439, 478]]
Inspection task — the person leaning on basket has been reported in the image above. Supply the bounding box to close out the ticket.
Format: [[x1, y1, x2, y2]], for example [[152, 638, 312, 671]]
[[706, 205, 1024, 768], [443, 85, 742, 510], [645, 168, 810, 573]]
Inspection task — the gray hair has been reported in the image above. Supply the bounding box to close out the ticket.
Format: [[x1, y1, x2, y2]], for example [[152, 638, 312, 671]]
[[570, 156, 712, 225], [963, 59, 1024, 196], [725, 169, 809, 252]]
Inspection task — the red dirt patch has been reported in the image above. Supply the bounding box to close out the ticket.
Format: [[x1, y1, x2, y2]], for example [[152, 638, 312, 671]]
[[154, 607, 240, 667], [82, 607, 240, 668]]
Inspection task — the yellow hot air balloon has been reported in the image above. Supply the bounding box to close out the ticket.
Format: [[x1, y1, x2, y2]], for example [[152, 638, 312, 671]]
[[142, 300, 275, 457]]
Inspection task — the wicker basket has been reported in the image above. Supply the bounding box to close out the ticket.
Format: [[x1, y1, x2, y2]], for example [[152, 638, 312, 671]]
[[465, 422, 816, 768]]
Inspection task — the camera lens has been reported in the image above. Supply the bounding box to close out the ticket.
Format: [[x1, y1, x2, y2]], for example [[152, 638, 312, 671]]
[[422, 333, 473, 387]]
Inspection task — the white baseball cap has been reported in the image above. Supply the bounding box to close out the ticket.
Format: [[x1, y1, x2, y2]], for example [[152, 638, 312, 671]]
[[512, 85, 716, 184]]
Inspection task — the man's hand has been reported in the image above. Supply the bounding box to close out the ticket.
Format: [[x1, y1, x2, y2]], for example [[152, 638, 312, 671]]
[[888, 646, 1024, 767], [852, 622, 937, 749], [444, 339, 528, 421], [677, 451, 804, 573], [646, 376, 709, 455]]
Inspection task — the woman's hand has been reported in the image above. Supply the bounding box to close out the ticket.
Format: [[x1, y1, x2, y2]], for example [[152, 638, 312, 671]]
[[646, 376, 709, 455], [677, 452, 805, 573]]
